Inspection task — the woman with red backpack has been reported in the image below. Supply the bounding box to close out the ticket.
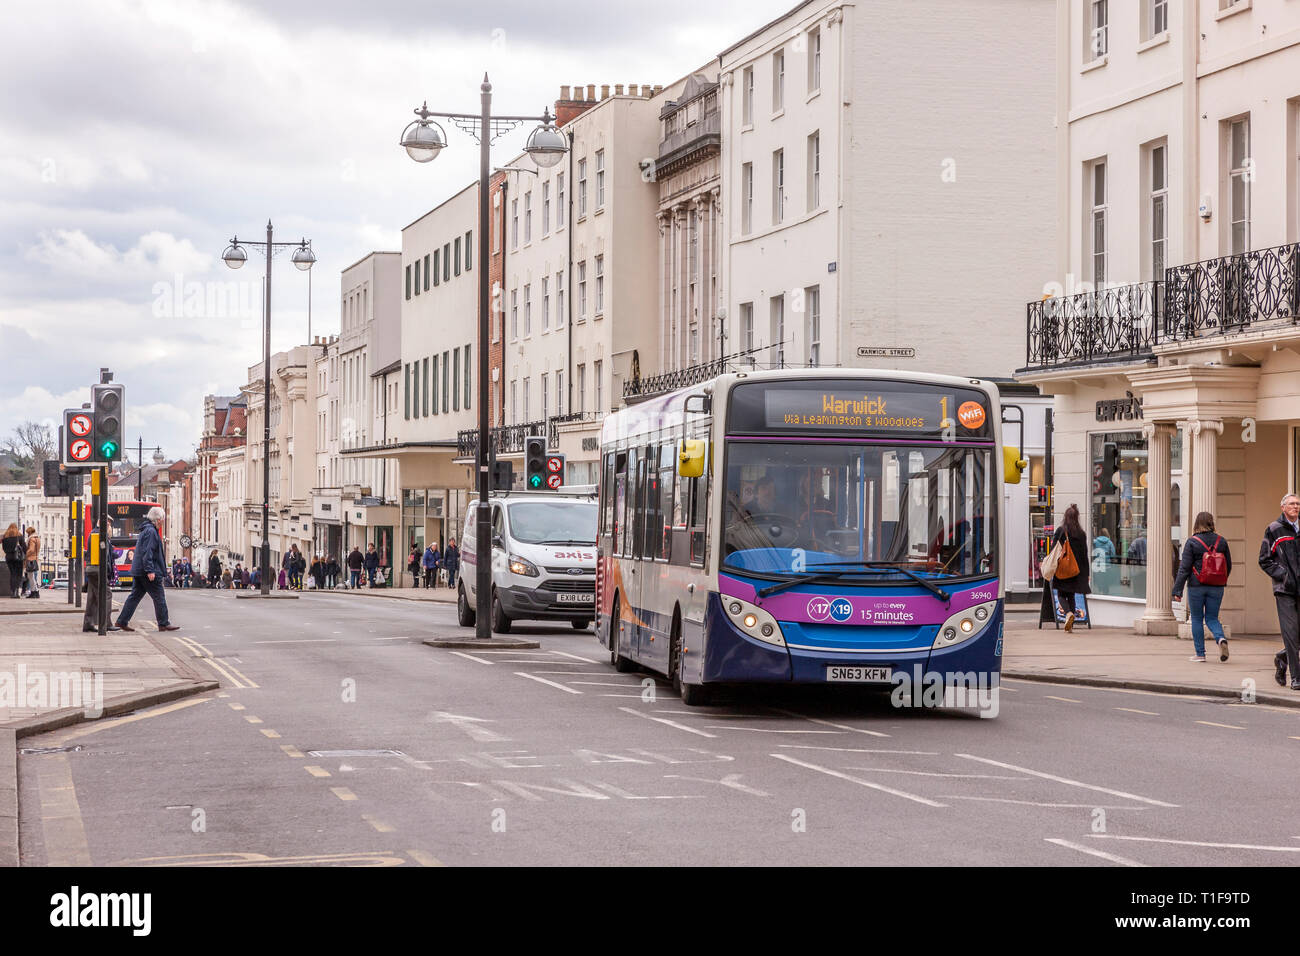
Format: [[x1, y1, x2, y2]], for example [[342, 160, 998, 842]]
[[1173, 511, 1233, 663]]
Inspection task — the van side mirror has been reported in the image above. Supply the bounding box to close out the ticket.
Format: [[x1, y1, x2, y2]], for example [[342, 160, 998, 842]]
[[493, 535, 504, 550], [678, 439, 706, 478]]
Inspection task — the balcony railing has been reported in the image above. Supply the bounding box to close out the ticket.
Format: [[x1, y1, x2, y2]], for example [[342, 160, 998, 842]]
[[656, 110, 721, 168], [623, 356, 729, 399], [1163, 242, 1300, 339], [1024, 281, 1160, 369], [456, 415, 592, 460]]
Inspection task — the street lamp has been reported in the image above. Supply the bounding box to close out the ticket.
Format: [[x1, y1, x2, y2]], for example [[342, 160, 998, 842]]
[[221, 225, 315, 595], [400, 74, 567, 641]]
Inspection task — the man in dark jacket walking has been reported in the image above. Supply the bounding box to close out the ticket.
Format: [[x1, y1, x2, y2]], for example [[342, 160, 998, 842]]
[[115, 507, 179, 632], [347, 546, 364, 589], [1259, 493, 1300, 688]]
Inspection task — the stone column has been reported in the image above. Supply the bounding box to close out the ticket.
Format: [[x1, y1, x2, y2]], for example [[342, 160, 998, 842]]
[[1188, 418, 1224, 522], [656, 211, 670, 374], [1136, 422, 1177, 635]]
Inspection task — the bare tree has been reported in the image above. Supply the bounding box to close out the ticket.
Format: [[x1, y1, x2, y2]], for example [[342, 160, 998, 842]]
[[2, 421, 55, 483]]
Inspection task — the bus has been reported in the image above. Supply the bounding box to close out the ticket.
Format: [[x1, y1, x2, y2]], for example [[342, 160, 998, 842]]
[[86, 500, 158, 589], [596, 369, 1014, 708]]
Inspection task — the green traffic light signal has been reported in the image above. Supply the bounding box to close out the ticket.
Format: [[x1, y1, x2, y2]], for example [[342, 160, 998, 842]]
[[100, 440, 119, 458], [529, 474, 542, 488]]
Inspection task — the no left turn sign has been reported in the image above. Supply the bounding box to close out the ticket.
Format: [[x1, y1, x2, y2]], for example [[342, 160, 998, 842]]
[[69, 414, 92, 437]]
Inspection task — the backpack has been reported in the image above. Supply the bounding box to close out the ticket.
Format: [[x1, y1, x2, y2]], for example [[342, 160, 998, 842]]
[[1192, 535, 1228, 586]]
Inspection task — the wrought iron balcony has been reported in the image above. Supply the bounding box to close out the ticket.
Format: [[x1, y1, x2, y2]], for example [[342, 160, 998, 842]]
[[1162, 242, 1300, 340], [1024, 281, 1160, 370], [457, 416, 589, 460], [623, 356, 729, 399]]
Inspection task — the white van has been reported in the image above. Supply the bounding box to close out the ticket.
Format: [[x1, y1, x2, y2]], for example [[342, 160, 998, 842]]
[[458, 492, 598, 633]]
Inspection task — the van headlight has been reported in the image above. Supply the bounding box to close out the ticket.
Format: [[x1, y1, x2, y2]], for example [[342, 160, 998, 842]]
[[933, 600, 998, 650], [722, 596, 785, 647], [508, 554, 539, 577]]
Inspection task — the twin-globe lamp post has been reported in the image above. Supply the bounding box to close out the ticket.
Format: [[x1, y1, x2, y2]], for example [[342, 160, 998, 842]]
[[220, 226, 315, 595], [399, 73, 566, 640]]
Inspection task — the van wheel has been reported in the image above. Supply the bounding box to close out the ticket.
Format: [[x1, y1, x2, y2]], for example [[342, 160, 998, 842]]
[[572, 619, 590, 630], [457, 582, 475, 627], [490, 589, 511, 634], [610, 596, 636, 672]]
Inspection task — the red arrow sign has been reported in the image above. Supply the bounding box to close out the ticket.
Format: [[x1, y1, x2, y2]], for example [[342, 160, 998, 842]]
[[70, 439, 92, 461], [70, 414, 92, 437], [546, 474, 563, 489], [546, 457, 562, 473]]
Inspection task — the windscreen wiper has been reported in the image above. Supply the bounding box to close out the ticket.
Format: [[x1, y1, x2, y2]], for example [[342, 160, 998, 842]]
[[756, 572, 853, 599], [806, 561, 952, 603]]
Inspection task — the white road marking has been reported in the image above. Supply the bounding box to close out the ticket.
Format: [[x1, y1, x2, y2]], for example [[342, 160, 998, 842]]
[[843, 768, 1026, 779], [1092, 834, 1300, 853], [493, 660, 589, 665], [770, 708, 890, 738], [570, 681, 646, 687], [430, 711, 508, 743], [551, 650, 600, 663], [1046, 838, 1147, 867], [770, 754, 946, 807], [252, 639, 337, 644], [527, 670, 603, 675], [450, 651, 495, 665], [942, 796, 1152, 810], [514, 672, 582, 694], [705, 727, 844, 734], [1196, 720, 1245, 730], [618, 706, 717, 738], [601, 694, 650, 698], [1044, 695, 1081, 703], [953, 754, 1179, 807], [1116, 707, 1159, 716], [778, 745, 940, 755]]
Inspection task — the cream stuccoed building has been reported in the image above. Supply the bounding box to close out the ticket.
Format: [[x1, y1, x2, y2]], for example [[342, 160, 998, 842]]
[[717, 0, 1056, 377], [1017, 0, 1300, 634]]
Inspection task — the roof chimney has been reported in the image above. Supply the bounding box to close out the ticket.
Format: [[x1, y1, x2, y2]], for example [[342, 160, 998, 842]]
[[600, 84, 610, 100], [556, 83, 599, 127], [586, 84, 596, 101], [614, 84, 624, 96], [653, 85, 663, 95], [560, 84, 571, 100]]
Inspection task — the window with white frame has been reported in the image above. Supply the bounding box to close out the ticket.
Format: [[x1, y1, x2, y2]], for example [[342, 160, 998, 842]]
[[524, 192, 532, 243], [577, 364, 585, 415], [1150, 143, 1167, 281], [808, 26, 821, 93], [542, 276, 549, 330], [557, 173, 565, 228], [772, 49, 784, 112], [770, 294, 785, 367], [1229, 117, 1251, 254], [524, 283, 531, 335], [556, 271, 565, 326], [511, 380, 517, 424], [1089, 0, 1108, 59], [541, 372, 549, 421], [741, 301, 753, 353], [1090, 160, 1107, 286], [578, 159, 587, 217], [578, 261, 587, 320], [742, 162, 753, 234], [1146, 0, 1167, 39], [594, 360, 602, 414], [772, 149, 785, 225], [807, 131, 820, 211], [596, 150, 605, 208], [806, 286, 821, 366], [510, 288, 518, 339], [742, 66, 754, 125], [556, 370, 563, 416], [523, 376, 530, 422], [511, 199, 519, 249], [542, 182, 550, 235], [595, 255, 604, 313]]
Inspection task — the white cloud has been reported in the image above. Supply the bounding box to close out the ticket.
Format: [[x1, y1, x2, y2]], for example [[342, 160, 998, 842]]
[[24, 230, 211, 281]]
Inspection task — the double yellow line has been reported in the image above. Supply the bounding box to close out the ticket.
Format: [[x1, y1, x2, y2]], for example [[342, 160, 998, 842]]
[[173, 635, 259, 689]]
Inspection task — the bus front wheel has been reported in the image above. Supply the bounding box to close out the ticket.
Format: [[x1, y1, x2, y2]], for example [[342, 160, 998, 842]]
[[671, 612, 711, 706], [610, 597, 636, 672]]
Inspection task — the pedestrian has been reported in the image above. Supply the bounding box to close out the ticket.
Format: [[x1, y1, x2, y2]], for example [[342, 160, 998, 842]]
[[172, 558, 182, 588], [422, 542, 439, 589], [241, 565, 251, 589], [22, 526, 40, 599], [2, 524, 25, 599], [1173, 511, 1232, 663], [222, 567, 233, 589], [364, 543, 379, 587], [251, 567, 261, 589], [1050, 503, 1090, 633], [293, 548, 306, 590], [347, 545, 364, 589], [325, 554, 339, 589], [208, 552, 221, 588], [114, 506, 179, 632], [408, 546, 422, 588], [444, 537, 459, 590], [311, 554, 325, 590], [1259, 492, 1300, 689], [232, 563, 242, 589]]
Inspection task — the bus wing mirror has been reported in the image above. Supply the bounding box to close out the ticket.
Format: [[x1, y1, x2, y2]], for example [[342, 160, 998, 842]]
[[678, 439, 706, 478], [684, 394, 711, 414], [1003, 446, 1028, 485]]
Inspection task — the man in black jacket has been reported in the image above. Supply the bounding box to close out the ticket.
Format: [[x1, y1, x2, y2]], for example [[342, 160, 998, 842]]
[[1259, 493, 1300, 688]]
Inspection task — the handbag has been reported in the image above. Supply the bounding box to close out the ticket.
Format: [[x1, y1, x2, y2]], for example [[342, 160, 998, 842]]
[[1056, 536, 1081, 580], [375, 568, 386, 585], [26, 560, 39, 572], [1039, 541, 1063, 580]]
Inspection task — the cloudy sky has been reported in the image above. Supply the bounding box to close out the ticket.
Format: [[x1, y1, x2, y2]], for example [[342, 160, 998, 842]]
[[0, 0, 791, 461]]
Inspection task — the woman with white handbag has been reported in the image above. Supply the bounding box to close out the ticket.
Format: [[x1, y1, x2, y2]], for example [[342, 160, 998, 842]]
[[1042, 504, 1090, 632]]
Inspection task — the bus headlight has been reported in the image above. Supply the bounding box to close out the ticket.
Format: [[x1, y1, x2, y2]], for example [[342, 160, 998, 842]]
[[722, 595, 786, 647], [933, 601, 998, 650]]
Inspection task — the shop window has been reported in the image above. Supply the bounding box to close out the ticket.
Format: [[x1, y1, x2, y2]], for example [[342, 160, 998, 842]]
[[1089, 431, 1148, 600]]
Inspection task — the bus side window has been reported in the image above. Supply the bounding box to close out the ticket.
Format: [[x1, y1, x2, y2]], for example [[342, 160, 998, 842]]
[[642, 449, 660, 561], [613, 453, 627, 557], [658, 445, 675, 562], [601, 452, 614, 536], [632, 451, 648, 558]]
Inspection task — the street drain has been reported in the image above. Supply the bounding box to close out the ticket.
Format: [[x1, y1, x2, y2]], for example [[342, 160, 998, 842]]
[[20, 745, 84, 756], [306, 749, 405, 758]]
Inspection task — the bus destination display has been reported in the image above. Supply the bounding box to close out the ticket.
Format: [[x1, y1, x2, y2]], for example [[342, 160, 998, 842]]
[[760, 386, 990, 437]]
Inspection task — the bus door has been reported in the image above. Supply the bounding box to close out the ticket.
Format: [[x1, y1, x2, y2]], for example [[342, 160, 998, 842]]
[[628, 450, 650, 660]]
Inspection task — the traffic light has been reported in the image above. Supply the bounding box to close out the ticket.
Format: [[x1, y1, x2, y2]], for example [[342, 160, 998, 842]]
[[545, 454, 565, 490], [491, 460, 514, 491], [91, 383, 124, 463], [524, 436, 547, 489]]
